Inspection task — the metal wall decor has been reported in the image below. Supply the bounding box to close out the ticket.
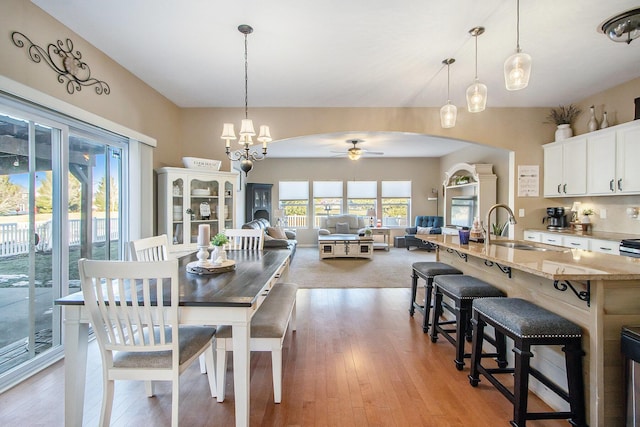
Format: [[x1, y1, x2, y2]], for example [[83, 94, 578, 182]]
[[11, 31, 110, 96]]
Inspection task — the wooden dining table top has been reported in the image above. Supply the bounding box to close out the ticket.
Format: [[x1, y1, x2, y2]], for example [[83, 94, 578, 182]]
[[55, 249, 291, 308]]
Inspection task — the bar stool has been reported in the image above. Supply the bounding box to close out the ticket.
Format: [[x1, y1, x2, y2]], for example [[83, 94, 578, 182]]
[[429, 274, 507, 370], [409, 262, 462, 333], [469, 297, 587, 427]]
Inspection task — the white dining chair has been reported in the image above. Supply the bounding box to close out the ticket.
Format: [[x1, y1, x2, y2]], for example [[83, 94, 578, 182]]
[[129, 234, 169, 261], [78, 258, 216, 427], [224, 228, 264, 251]]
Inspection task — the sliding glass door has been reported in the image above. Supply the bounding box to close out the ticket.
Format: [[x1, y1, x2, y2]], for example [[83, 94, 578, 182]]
[[0, 99, 128, 390]]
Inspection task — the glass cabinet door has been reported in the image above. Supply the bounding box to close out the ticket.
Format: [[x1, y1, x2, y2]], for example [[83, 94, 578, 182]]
[[224, 180, 234, 230], [189, 178, 220, 243], [171, 177, 184, 245]]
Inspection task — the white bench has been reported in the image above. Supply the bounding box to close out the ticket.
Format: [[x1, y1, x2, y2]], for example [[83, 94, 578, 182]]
[[215, 282, 298, 403]]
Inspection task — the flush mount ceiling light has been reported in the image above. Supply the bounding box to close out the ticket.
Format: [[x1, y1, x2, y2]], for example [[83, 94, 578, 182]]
[[599, 8, 640, 44], [466, 26, 487, 113], [440, 58, 457, 128], [504, 0, 532, 90], [221, 24, 272, 176]]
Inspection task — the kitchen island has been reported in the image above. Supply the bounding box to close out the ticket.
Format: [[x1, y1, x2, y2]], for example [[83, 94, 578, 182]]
[[416, 234, 640, 427]]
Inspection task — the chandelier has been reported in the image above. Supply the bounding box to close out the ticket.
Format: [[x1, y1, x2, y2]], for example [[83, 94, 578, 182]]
[[221, 24, 271, 176]]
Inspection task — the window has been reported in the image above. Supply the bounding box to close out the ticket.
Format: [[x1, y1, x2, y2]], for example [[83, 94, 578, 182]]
[[381, 181, 411, 227], [347, 181, 376, 226], [278, 181, 309, 228], [313, 181, 342, 227]]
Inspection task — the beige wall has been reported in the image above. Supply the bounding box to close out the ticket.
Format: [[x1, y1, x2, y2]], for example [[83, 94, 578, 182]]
[[3, 0, 639, 238]]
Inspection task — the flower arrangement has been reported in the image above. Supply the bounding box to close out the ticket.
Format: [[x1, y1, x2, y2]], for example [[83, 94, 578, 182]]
[[582, 208, 595, 216], [211, 232, 228, 247], [546, 104, 581, 125]]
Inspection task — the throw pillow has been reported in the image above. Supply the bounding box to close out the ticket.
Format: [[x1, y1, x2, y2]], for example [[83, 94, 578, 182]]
[[263, 233, 274, 241], [335, 222, 350, 234], [416, 226, 432, 234], [267, 226, 287, 240]]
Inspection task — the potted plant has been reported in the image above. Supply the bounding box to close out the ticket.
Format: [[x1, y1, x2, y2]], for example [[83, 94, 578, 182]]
[[546, 104, 581, 141], [210, 232, 229, 261], [581, 208, 595, 224]]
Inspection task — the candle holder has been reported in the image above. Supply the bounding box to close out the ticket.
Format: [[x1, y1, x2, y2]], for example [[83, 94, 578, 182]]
[[196, 245, 212, 266]]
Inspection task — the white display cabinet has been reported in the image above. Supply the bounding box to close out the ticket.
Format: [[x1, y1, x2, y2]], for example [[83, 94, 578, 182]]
[[156, 167, 238, 253]]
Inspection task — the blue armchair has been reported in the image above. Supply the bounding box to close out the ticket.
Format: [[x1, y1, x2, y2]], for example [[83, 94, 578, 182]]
[[404, 216, 443, 251]]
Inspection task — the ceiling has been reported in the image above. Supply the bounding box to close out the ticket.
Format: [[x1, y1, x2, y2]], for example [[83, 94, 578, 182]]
[[32, 0, 640, 158]]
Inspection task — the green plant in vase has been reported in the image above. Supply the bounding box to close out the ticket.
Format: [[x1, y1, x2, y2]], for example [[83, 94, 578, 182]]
[[211, 232, 228, 247], [491, 221, 507, 236]]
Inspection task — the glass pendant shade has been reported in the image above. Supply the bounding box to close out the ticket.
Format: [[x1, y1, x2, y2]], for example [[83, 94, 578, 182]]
[[440, 103, 457, 128], [466, 79, 487, 113], [239, 118, 256, 136], [504, 51, 532, 90]]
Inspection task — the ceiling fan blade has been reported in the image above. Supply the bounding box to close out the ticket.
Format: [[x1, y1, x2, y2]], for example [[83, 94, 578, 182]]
[[364, 151, 384, 155]]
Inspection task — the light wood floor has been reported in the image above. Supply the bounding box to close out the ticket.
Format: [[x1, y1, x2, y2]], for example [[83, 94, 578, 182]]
[[0, 288, 569, 426]]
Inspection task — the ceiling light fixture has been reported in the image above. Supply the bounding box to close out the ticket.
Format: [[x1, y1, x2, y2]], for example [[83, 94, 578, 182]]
[[599, 8, 640, 44], [221, 24, 271, 176], [348, 147, 362, 161], [504, 0, 532, 90], [466, 26, 487, 113], [440, 58, 457, 128]]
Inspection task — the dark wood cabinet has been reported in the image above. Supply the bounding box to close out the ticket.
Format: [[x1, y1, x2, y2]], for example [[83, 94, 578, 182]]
[[245, 183, 272, 222]]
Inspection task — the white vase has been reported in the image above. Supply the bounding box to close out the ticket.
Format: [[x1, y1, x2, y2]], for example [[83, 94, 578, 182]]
[[588, 106, 598, 132], [581, 215, 591, 224], [555, 124, 573, 141], [600, 111, 609, 129]]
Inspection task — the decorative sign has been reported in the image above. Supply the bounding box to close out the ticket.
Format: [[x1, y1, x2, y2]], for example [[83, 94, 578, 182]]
[[11, 31, 110, 96], [518, 165, 539, 197]]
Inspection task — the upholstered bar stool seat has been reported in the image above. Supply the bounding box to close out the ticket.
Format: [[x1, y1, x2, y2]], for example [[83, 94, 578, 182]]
[[469, 298, 587, 427], [429, 274, 507, 370], [409, 262, 462, 333]]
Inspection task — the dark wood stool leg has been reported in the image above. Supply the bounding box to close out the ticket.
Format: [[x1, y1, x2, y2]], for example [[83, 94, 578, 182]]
[[468, 311, 485, 387], [511, 339, 533, 427], [564, 340, 587, 427], [454, 300, 468, 370], [422, 278, 434, 333], [409, 269, 418, 316], [495, 329, 508, 369], [429, 284, 442, 342]]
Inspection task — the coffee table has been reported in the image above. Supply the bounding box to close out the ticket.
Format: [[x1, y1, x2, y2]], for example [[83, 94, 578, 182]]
[[318, 234, 374, 259]]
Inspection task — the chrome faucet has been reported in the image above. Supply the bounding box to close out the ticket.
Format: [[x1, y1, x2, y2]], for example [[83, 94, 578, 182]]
[[485, 203, 518, 250]]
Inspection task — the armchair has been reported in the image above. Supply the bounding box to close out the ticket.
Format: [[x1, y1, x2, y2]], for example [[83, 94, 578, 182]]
[[404, 215, 443, 251]]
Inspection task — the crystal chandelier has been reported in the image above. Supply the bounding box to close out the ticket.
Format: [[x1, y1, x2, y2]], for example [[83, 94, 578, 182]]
[[221, 24, 271, 176]]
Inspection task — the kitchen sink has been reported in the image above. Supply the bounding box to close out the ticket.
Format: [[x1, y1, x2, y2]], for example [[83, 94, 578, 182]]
[[490, 241, 566, 252]]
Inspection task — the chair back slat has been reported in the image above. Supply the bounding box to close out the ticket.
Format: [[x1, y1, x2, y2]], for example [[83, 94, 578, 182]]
[[78, 259, 178, 354], [129, 234, 169, 261], [224, 228, 264, 251]]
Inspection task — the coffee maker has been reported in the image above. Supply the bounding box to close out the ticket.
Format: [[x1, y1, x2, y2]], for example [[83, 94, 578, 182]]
[[544, 207, 568, 230]]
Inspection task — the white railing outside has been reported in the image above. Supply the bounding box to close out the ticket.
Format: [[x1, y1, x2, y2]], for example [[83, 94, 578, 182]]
[[0, 218, 119, 257], [283, 215, 307, 228]]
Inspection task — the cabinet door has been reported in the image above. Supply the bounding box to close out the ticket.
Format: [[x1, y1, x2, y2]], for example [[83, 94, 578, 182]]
[[523, 231, 541, 242], [543, 144, 563, 197], [222, 179, 235, 231], [617, 125, 640, 194], [564, 236, 589, 250], [541, 233, 563, 246], [590, 239, 620, 255], [562, 137, 587, 196], [587, 132, 616, 195], [188, 177, 221, 244]]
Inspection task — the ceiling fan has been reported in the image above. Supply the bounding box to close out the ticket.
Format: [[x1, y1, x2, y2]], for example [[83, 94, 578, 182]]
[[331, 139, 384, 160]]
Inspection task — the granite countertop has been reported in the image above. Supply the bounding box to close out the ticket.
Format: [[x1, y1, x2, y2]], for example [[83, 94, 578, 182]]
[[525, 228, 640, 242], [416, 234, 640, 281]]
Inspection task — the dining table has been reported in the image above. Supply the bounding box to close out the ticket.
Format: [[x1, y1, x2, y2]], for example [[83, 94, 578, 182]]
[[55, 248, 291, 427]]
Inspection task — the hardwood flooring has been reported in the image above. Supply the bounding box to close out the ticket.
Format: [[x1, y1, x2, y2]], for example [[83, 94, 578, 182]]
[[0, 288, 568, 426]]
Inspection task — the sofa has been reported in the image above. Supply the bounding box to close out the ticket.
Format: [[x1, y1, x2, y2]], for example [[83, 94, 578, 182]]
[[404, 215, 443, 251], [317, 214, 367, 236], [241, 218, 297, 258]]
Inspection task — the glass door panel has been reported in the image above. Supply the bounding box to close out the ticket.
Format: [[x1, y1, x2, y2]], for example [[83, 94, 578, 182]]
[[171, 177, 184, 245], [224, 180, 234, 230], [189, 178, 219, 240]]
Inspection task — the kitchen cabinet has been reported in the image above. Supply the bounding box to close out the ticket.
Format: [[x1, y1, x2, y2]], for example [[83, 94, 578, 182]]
[[587, 121, 640, 195], [563, 235, 590, 250], [590, 238, 620, 255], [523, 231, 542, 242], [157, 167, 238, 253], [543, 137, 587, 197], [245, 183, 273, 222], [524, 230, 623, 255]]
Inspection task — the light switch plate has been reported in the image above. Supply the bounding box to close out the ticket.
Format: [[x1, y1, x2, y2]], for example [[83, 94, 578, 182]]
[[518, 208, 525, 217], [600, 208, 607, 219]]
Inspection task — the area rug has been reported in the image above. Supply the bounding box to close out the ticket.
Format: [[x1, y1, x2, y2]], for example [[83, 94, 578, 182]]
[[289, 246, 436, 288]]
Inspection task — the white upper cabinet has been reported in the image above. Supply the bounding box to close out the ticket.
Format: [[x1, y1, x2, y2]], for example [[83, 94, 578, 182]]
[[546, 120, 640, 197], [543, 137, 587, 197]]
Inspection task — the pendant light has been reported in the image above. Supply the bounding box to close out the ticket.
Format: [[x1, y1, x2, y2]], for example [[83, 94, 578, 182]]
[[504, 0, 532, 90], [440, 58, 457, 128], [466, 27, 487, 113]]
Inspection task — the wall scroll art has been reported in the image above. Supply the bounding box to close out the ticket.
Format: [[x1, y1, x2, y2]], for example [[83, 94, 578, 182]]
[[11, 31, 110, 96]]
